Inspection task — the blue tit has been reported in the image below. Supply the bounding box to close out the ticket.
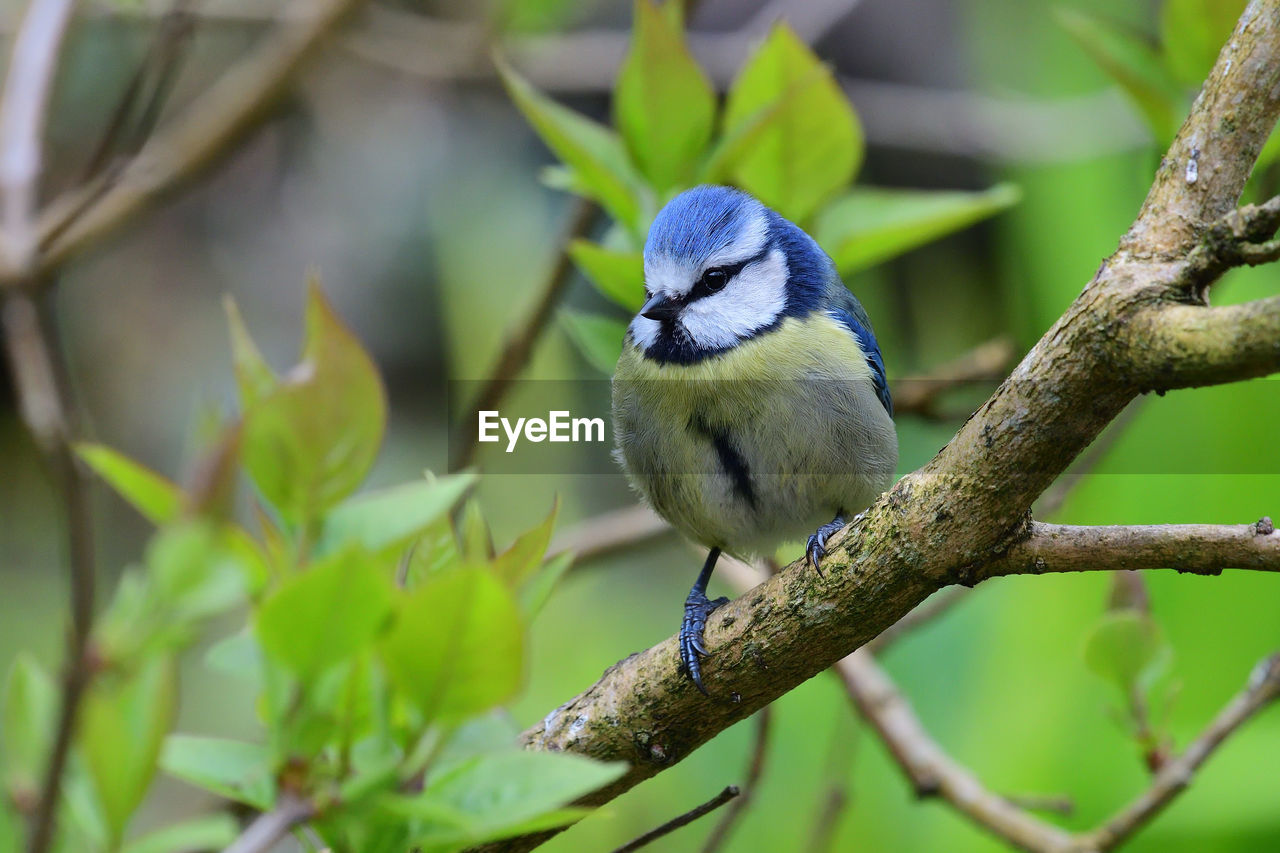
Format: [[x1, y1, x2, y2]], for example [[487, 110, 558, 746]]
[[611, 184, 898, 693]]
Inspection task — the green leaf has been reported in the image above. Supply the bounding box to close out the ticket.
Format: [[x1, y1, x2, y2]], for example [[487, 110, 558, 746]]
[[492, 498, 559, 588], [614, 0, 715, 191], [147, 523, 248, 622], [95, 523, 248, 664], [1083, 609, 1173, 694], [404, 517, 462, 588], [722, 23, 863, 223], [697, 65, 826, 184], [559, 310, 626, 374], [1055, 7, 1185, 141], [519, 551, 574, 618], [2, 653, 56, 797], [406, 750, 627, 844], [257, 549, 394, 680], [160, 736, 274, 810], [314, 474, 476, 558], [497, 58, 644, 234], [121, 814, 239, 853], [568, 240, 646, 312], [76, 444, 182, 525], [815, 183, 1021, 274], [205, 628, 263, 688], [379, 568, 524, 721], [1160, 0, 1246, 87], [457, 500, 494, 563], [81, 657, 177, 843], [223, 295, 278, 410], [241, 282, 388, 524]]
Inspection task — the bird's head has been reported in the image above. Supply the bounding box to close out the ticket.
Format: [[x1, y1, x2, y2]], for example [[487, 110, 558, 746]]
[[631, 185, 830, 362]]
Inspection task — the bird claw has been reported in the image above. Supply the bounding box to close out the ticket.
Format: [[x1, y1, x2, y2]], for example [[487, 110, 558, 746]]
[[806, 516, 847, 576], [680, 592, 728, 694]]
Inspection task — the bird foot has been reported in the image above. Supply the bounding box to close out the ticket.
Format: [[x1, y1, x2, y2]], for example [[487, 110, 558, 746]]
[[806, 515, 847, 576], [680, 590, 729, 694]]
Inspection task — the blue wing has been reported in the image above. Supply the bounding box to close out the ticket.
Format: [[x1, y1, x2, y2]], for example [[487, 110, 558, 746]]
[[828, 302, 893, 418]]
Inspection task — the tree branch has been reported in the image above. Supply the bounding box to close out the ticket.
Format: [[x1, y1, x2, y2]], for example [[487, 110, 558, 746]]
[[983, 520, 1280, 581], [701, 707, 771, 853], [836, 651, 1075, 852], [0, 0, 76, 279], [1127, 295, 1280, 391], [610, 786, 740, 853], [891, 337, 1016, 419], [5, 0, 365, 285], [450, 198, 598, 471], [0, 4, 96, 852], [222, 792, 314, 853], [1076, 653, 1280, 852], [496, 5, 1280, 848]]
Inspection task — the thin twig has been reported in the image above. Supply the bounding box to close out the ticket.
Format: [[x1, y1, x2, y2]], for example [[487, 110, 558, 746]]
[[222, 792, 315, 853], [701, 707, 771, 852], [3, 297, 97, 853], [0, 3, 92, 852], [18, 0, 366, 286], [863, 586, 969, 655], [1077, 653, 1280, 852], [1036, 398, 1145, 519], [79, 1, 195, 183], [449, 197, 598, 471], [0, 0, 77, 278], [891, 337, 1017, 419], [805, 786, 849, 853], [547, 504, 669, 564], [610, 786, 740, 853]]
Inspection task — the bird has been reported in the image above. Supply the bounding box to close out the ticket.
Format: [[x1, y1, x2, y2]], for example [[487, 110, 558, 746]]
[[611, 184, 898, 694]]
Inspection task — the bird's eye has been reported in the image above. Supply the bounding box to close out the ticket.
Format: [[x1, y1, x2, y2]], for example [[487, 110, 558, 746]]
[[701, 268, 729, 292]]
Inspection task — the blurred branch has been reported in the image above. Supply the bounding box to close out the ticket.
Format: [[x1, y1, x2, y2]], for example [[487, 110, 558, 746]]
[[701, 707, 771, 853], [15, 0, 366, 285], [837, 650, 1076, 851], [610, 786, 740, 853], [862, 586, 968, 656], [222, 792, 314, 853], [77, 2, 1150, 162], [0, 4, 95, 853], [548, 504, 670, 564], [805, 785, 849, 853], [891, 337, 1017, 419], [2, 294, 96, 853], [0, 0, 76, 279], [1077, 653, 1280, 851], [450, 198, 598, 471]]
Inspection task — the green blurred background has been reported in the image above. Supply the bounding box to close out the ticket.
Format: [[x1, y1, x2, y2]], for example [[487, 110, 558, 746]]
[[1, 0, 1278, 850]]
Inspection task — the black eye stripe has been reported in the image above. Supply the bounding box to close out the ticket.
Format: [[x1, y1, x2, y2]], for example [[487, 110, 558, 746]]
[[688, 247, 770, 303]]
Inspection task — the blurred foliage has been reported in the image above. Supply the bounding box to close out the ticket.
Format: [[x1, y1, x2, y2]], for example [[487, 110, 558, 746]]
[[2, 288, 616, 852], [1056, 0, 1280, 169]]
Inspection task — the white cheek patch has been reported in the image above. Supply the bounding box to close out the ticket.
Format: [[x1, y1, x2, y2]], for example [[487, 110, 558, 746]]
[[629, 314, 660, 350], [679, 248, 788, 350]]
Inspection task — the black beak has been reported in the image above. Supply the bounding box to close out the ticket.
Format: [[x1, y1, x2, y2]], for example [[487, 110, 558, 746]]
[[640, 293, 680, 321]]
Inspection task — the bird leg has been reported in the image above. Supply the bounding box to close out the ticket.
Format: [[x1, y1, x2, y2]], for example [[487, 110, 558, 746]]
[[680, 547, 728, 694], [806, 514, 846, 575]]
